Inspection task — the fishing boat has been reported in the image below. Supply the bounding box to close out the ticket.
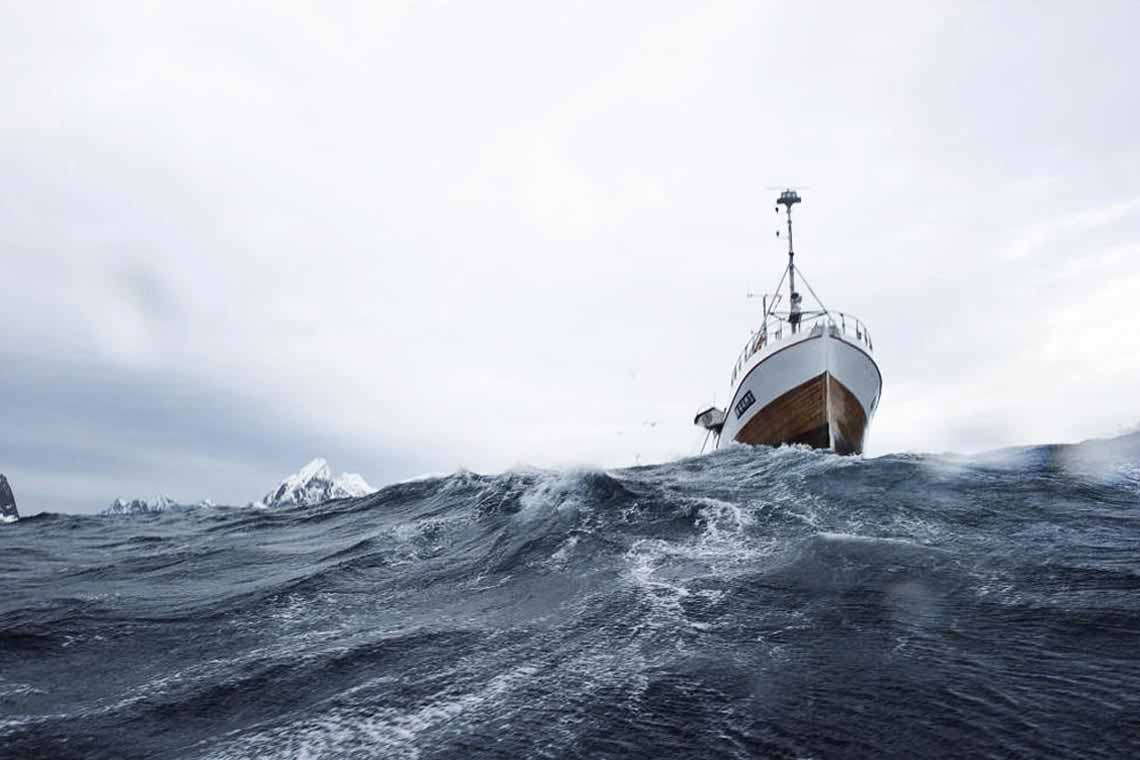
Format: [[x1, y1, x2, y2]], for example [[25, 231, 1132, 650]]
[[694, 190, 882, 455]]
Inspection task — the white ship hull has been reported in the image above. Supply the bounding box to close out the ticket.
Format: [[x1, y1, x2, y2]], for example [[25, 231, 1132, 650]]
[[718, 323, 882, 455]]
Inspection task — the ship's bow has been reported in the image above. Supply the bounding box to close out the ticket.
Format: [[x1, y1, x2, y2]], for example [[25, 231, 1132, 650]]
[[722, 325, 881, 455]]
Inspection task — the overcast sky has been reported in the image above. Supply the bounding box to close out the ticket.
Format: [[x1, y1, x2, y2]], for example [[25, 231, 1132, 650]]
[[3, 1, 1139, 513]]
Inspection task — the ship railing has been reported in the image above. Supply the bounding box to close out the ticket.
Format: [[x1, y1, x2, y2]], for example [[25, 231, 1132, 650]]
[[729, 311, 874, 386]]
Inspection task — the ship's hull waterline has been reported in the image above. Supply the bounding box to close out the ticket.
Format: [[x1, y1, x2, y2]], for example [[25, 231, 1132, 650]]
[[718, 328, 882, 455]]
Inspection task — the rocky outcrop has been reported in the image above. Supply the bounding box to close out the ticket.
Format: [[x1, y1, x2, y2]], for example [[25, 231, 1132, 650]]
[[0, 474, 18, 523]]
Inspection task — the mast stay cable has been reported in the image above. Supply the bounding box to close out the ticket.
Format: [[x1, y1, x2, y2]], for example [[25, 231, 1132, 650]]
[[762, 265, 789, 324], [794, 267, 829, 315]]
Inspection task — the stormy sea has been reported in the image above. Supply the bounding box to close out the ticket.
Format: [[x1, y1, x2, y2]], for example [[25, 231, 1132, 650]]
[[3, 436, 1140, 759]]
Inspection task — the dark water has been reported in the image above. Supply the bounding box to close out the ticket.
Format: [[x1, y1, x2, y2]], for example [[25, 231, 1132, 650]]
[[4, 437, 1140, 759]]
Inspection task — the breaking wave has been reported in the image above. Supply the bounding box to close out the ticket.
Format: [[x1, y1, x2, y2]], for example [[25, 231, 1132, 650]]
[[3, 435, 1140, 758]]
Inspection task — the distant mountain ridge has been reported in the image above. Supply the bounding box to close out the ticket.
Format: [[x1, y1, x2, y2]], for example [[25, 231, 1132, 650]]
[[102, 496, 215, 515], [250, 458, 374, 509], [97, 458, 374, 515]]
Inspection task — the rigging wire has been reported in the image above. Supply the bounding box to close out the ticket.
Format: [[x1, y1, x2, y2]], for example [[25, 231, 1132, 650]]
[[763, 265, 789, 324], [794, 267, 829, 315]]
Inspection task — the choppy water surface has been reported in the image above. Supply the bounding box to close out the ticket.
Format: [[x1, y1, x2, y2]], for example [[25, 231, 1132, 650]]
[[4, 436, 1140, 759]]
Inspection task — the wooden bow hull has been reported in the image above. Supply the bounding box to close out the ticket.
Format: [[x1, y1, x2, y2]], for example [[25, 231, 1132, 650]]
[[734, 372, 867, 455]]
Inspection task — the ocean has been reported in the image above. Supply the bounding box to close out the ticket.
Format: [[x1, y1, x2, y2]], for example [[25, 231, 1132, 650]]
[[3, 437, 1140, 759]]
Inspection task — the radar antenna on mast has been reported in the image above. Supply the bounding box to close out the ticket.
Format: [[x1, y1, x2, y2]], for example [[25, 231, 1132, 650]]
[[776, 189, 803, 332]]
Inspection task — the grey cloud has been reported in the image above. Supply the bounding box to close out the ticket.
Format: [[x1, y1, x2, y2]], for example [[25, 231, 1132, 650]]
[[116, 262, 180, 323], [2, 2, 1139, 505], [0, 353, 425, 513]]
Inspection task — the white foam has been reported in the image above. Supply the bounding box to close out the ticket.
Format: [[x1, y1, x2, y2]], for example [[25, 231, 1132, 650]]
[[545, 534, 580, 569], [0, 677, 43, 699], [392, 471, 453, 485], [515, 468, 609, 522], [622, 495, 779, 632], [204, 664, 539, 759], [816, 531, 921, 547]]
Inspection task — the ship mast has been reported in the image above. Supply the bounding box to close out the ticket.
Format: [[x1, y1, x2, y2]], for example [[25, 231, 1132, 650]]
[[777, 189, 802, 332]]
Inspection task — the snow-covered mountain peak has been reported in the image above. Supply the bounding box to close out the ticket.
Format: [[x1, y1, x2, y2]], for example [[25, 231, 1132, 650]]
[[252, 459, 374, 509], [295, 458, 332, 483], [102, 496, 186, 515]]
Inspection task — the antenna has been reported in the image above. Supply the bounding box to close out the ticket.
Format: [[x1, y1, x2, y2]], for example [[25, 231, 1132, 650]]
[[776, 189, 803, 332]]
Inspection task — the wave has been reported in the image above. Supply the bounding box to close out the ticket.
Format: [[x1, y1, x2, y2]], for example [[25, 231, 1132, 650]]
[[3, 435, 1140, 758]]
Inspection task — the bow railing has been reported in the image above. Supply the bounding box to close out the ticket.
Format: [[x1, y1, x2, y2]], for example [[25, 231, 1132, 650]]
[[729, 311, 874, 386]]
